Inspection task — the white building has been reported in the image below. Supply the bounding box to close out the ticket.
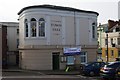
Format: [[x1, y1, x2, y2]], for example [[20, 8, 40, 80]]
[[18, 5, 99, 70], [0, 22, 19, 66], [118, 1, 120, 20]]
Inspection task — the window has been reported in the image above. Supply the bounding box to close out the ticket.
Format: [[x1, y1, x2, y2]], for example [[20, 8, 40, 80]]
[[105, 38, 108, 45], [105, 50, 107, 56], [17, 39, 19, 48], [116, 28, 120, 32], [118, 50, 120, 57], [80, 52, 87, 64], [92, 22, 96, 39], [24, 19, 28, 37], [39, 18, 45, 37], [118, 38, 120, 45], [111, 50, 114, 56], [91, 62, 100, 67], [97, 33, 99, 38], [111, 38, 113, 45], [67, 56, 74, 65], [30, 18, 36, 37]]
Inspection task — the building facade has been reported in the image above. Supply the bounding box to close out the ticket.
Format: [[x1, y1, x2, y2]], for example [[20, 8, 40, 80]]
[[101, 20, 120, 62], [118, 1, 120, 20], [0, 24, 7, 69], [18, 5, 99, 70], [0, 24, 1, 70], [97, 23, 108, 61], [0, 22, 19, 67]]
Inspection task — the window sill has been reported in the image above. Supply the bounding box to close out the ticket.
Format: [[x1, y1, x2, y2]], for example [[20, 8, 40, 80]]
[[24, 37, 47, 40]]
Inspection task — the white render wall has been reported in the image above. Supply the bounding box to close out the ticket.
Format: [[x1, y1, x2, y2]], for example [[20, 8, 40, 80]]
[[7, 26, 19, 51], [19, 8, 98, 47], [0, 25, 2, 71], [0, 22, 19, 51], [118, 1, 120, 20]]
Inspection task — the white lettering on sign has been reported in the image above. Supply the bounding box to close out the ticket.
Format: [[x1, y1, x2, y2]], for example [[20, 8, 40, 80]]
[[64, 47, 81, 55]]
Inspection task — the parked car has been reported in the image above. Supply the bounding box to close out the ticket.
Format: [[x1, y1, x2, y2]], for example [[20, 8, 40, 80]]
[[115, 66, 120, 80], [80, 61, 106, 76], [100, 61, 120, 80]]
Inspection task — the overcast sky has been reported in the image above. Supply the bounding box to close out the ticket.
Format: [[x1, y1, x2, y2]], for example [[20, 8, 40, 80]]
[[0, 0, 119, 24]]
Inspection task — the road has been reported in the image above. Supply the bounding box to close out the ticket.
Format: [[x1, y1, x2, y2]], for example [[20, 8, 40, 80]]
[[2, 71, 101, 80], [2, 78, 99, 80], [2, 76, 99, 80], [2, 75, 101, 80], [2, 78, 85, 80], [2, 78, 95, 80]]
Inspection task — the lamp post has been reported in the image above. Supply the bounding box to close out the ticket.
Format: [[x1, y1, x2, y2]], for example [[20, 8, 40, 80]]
[[106, 31, 109, 63]]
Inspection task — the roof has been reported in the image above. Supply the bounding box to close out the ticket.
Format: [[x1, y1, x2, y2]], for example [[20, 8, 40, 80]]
[[18, 4, 99, 16], [0, 22, 19, 27]]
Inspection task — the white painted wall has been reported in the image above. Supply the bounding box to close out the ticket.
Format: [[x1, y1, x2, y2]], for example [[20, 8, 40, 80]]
[[65, 16, 75, 45], [19, 8, 98, 47], [0, 22, 19, 51], [7, 26, 18, 51], [118, 1, 120, 20], [0, 25, 2, 70]]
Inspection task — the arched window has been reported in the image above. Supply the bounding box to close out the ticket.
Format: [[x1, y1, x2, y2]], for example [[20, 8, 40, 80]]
[[39, 18, 45, 37], [24, 19, 28, 37], [30, 18, 36, 37]]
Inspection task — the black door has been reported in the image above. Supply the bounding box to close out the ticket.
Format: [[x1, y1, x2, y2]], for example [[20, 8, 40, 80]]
[[52, 53, 60, 70]]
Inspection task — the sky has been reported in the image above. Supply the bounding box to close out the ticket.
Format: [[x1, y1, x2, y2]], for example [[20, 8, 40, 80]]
[[0, 0, 120, 24]]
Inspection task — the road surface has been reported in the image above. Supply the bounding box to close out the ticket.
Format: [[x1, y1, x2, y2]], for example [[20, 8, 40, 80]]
[[2, 70, 100, 80]]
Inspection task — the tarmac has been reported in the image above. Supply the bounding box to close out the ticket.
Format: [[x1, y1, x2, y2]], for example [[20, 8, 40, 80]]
[[2, 66, 80, 76], [2, 67, 100, 80]]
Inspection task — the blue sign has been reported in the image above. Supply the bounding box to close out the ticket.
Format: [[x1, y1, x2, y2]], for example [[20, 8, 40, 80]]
[[64, 47, 81, 55]]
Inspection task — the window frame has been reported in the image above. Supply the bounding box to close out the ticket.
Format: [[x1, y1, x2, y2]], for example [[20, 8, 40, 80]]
[[105, 50, 107, 56], [118, 50, 120, 57], [66, 56, 75, 65], [92, 22, 96, 39], [38, 18, 45, 37], [24, 19, 29, 37], [105, 38, 108, 45], [117, 38, 120, 45], [80, 52, 87, 64], [111, 38, 113, 45], [111, 50, 114, 56], [30, 18, 37, 37]]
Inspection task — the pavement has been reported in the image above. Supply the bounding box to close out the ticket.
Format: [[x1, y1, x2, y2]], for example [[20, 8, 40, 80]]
[[2, 67, 101, 80], [2, 66, 80, 76]]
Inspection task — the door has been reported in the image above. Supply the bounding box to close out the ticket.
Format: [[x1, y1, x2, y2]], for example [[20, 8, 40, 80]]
[[52, 53, 60, 70]]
